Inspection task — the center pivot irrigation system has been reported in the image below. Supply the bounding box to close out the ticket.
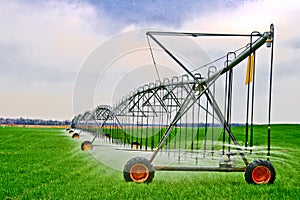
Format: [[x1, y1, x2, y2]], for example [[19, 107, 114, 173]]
[[68, 24, 276, 184]]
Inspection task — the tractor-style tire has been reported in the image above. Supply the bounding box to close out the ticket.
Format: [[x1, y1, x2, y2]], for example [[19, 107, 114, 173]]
[[69, 130, 74, 135], [72, 133, 79, 139], [123, 157, 154, 183], [245, 159, 276, 184], [81, 141, 93, 151]]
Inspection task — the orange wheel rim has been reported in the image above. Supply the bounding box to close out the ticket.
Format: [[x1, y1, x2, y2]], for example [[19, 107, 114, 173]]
[[130, 164, 149, 183], [252, 166, 271, 184], [83, 144, 91, 151]]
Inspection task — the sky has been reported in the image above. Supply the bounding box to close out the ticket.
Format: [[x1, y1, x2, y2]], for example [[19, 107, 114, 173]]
[[0, 0, 299, 123]]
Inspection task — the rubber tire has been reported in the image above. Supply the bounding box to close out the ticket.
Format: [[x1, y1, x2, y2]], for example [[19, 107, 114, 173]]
[[72, 133, 79, 139], [245, 159, 276, 184], [131, 142, 140, 150], [81, 141, 93, 151], [123, 157, 154, 183]]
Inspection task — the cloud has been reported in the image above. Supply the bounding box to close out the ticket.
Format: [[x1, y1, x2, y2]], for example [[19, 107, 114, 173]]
[[179, 0, 300, 123], [0, 0, 299, 123], [0, 0, 106, 119], [0, 1, 102, 73], [87, 0, 203, 27], [86, 0, 251, 29]]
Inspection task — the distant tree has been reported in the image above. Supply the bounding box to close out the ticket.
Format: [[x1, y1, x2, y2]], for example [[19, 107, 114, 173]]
[[0, 117, 70, 125]]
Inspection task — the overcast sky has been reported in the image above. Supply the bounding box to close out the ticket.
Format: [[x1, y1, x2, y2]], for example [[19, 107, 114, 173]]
[[0, 0, 299, 123]]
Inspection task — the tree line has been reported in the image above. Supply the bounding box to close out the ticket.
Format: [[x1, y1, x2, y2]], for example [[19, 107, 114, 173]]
[[0, 117, 70, 126]]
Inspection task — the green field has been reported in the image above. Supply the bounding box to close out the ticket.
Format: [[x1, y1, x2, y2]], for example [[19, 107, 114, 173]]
[[1, 125, 299, 199]]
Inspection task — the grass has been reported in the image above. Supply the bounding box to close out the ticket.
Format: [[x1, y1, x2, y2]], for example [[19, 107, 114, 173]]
[[0, 125, 299, 199]]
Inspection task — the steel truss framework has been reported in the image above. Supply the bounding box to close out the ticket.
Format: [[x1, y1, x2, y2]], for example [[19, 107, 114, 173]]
[[69, 24, 276, 184]]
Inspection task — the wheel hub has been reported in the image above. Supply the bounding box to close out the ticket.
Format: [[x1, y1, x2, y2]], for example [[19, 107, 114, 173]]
[[252, 166, 271, 184], [130, 164, 149, 183]]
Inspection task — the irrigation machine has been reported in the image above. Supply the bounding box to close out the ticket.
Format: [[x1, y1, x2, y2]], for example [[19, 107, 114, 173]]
[[69, 24, 276, 184]]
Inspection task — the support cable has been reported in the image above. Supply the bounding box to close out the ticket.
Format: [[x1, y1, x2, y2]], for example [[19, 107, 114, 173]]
[[267, 24, 275, 160], [147, 35, 161, 81], [249, 51, 256, 154]]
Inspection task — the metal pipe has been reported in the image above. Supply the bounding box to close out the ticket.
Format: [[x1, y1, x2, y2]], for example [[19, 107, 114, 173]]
[[267, 24, 275, 160], [147, 33, 197, 80], [205, 89, 249, 165], [147, 31, 261, 37], [204, 31, 272, 85], [154, 165, 246, 172], [148, 27, 272, 164]]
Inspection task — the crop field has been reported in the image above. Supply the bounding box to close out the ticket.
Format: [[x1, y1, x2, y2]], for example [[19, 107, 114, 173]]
[[1, 125, 299, 199]]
